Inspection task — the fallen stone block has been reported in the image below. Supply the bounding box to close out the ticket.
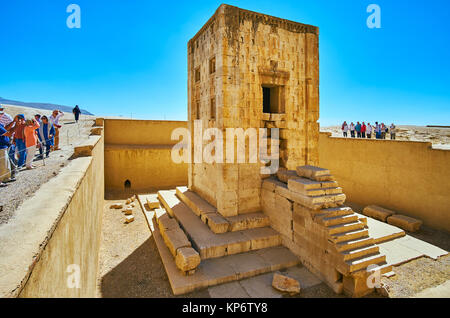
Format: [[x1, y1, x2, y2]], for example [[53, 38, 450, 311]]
[[387, 214, 422, 232], [363, 205, 396, 222], [146, 195, 160, 210], [296, 165, 330, 179], [272, 273, 300, 295], [175, 247, 201, 273], [162, 227, 192, 257], [277, 169, 298, 183], [110, 203, 123, 209], [125, 215, 135, 223], [123, 207, 133, 215]]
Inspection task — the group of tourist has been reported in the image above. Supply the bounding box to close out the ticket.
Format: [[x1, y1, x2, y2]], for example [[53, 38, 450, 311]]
[[341, 121, 396, 140], [0, 105, 82, 187]]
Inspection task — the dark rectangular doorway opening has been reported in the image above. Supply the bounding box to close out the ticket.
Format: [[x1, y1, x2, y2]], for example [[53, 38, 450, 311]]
[[262, 85, 284, 114]]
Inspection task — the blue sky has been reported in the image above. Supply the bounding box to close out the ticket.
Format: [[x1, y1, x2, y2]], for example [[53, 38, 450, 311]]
[[0, 0, 449, 126]]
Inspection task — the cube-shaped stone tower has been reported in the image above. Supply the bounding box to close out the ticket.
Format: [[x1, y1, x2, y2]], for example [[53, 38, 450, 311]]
[[187, 4, 319, 217]]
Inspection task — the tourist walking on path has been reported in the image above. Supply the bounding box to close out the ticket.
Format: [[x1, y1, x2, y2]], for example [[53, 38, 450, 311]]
[[72, 105, 81, 123], [37, 116, 55, 159], [0, 105, 16, 166], [355, 122, 362, 138], [366, 123, 372, 139], [350, 122, 355, 138], [24, 119, 40, 169], [49, 110, 64, 150], [7, 114, 27, 168], [0, 123, 12, 187], [361, 122, 366, 138], [390, 123, 396, 140], [341, 121, 348, 137]]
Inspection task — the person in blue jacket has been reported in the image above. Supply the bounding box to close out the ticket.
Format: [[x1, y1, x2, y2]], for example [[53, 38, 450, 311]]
[[0, 123, 13, 186], [37, 116, 55, 159]]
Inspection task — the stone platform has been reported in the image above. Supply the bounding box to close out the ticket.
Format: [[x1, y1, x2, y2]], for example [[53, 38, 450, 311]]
[[137, 192, 300, 295]]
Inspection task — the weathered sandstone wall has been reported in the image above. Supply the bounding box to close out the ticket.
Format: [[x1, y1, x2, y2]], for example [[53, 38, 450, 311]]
[[319, 132, 450, 232]]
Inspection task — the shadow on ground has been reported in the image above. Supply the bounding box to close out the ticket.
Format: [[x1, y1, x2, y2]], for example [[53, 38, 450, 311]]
[[100, 238, 209, 298]]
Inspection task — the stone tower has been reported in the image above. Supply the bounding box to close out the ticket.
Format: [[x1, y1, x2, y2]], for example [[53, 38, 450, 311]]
[[187, 4, 319, 217]]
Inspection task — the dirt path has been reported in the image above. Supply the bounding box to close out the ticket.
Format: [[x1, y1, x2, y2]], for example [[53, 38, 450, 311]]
[[0, 118, 94, 224]]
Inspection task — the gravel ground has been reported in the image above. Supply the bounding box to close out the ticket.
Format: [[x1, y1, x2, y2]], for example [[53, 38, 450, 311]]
[[382, 254, 450, 298], [0, 118, 94, 224]]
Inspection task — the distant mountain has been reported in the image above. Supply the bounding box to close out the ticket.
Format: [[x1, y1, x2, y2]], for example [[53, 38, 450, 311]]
[[0, 97, 94, 116]]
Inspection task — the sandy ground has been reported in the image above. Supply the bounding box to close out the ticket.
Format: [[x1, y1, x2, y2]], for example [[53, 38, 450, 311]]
[[321, 125, 450, 150], [0, 104, 95, 224], [97, 198, 208, 298]]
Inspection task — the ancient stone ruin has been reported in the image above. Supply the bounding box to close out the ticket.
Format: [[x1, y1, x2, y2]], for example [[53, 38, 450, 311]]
[[137, 4, 392, 298]]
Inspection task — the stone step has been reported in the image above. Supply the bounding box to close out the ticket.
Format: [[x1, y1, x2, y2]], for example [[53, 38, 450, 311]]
[[175, 186, 270, 233], [345, 253, 386, 273], [175, 186, 216, 217], [336, 236, 374, 252], [143, 209, 300, 295], [226, 213, 270, 232], [158, 190, 281, 260], [312, 206, 354, 220], [318, 213, 359, 227], [327, 221, 365, 235], [340, 245, 380, 261], [330, 228, 369, 243]]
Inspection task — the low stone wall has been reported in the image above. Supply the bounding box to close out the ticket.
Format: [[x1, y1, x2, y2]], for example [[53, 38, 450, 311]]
[[319, 132, 450, 232], [104, 119, 188, 192], [0, 130, 104, 297]]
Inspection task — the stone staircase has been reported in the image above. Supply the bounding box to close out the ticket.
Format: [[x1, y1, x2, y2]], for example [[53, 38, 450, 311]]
[[138, 189, 300, 295], [262, 165, 393, 297]]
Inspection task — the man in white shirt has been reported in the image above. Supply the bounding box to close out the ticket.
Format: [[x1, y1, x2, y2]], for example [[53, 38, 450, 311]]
[[366, 123, 373, 138], [349, 122, 355, 138], [49, 110, 64, 150]]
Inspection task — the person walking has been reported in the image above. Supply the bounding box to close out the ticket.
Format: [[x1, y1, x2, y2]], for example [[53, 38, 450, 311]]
[[390, 123, 396, 140], [361, 122, 366, 138], [342, 121, 348, 137], [7, 114, 27, 168], [0, 123, 12, 187], [0, 105, 16, 166], [37, 116, 55, 158], [49, 110, 64, 150], [24, 119, 40, 169], [72, 105, 81, 123], [366, 123, 372, 139], [355, 122, 362, 138], [350, 122, 355, 138]]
